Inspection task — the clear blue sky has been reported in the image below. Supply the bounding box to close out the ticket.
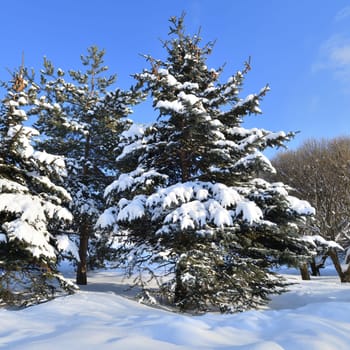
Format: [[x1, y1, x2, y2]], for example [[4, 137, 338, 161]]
[[1, 0, 350, 155]]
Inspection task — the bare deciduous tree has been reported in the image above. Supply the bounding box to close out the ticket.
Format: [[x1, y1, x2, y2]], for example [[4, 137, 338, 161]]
[[271, 137, 350, 282]]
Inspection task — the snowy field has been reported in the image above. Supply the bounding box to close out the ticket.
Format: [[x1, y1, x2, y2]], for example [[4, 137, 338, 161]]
[[1, 266, 350, 350]]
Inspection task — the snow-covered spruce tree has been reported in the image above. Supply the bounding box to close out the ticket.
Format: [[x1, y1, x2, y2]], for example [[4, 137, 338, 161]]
[[35, 46, 140, 284], [0, 68, 75, 306], [99, 15, 315, 313]]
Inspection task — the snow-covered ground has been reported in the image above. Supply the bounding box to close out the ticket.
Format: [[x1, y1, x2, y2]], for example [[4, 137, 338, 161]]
[[1, 266, 350, 350]]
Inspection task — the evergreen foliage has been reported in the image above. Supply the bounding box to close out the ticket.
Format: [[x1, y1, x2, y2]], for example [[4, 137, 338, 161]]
[[35, 47, 141, 284], [99, 15, 315, 313], [0, 68, 75, 306]]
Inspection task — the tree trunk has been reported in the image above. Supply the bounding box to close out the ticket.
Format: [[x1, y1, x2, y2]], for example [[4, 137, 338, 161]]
[[342, 267, 350, 282], [76, 133, 91, 285], [299, 262, 310, 280], [174, 265, 185, 305], [341, 250, 350, 282], [328, 248, 349, 282], [76, 218, 89, 285], [174, 250, 189, 309], [310, 255, 328, 276], [179, 148, 190, 183], [309, 257, 319, 276]]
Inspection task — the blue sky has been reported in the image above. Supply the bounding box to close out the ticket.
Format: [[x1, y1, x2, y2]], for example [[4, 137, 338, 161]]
[[1, 0, 350, 155]]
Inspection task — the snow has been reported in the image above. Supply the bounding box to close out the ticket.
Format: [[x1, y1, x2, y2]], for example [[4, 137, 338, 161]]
[[3, 219, 56, 259], [7, 125, 38, 159], [117, 196, 145, 221], [0, 194, 46, 223], [103, 180, 313, 233], [178, 91, 200, 106], [0, 193, 72, 258], [264, 131, 286, 141], [0, 179, 27, 193], [96, 207, 118, 228], [11, 109, 27, 118], [235, 93, 256, 109], [303, 235, 343, 250], [17, 96, 27, 105], [2, 267, 350, 349], [208, 200, 233, 227], [26, 172, 71, 200], [104, 169, 167, 197], [195, 187, 209, 201], [212, 183, 241, 207], [160, 183, 194, 208], [158, 68, 180, 87], [56, 235, 80, 261], [182, 82, 199, 90], [156, 90, 205, 114], [164, 200, 207, 229], [32, 150, 66, 171], [148, 182, 242, 229], [115, 138, 143, 162], [155, 99, 184, 113], [120, 123, 145, 140], [108, 173, 134, 193], [234, 150, 276, 174], [288, 196, 316, 216], [224, 83, 239, 95], [236, 201, 263, 224]]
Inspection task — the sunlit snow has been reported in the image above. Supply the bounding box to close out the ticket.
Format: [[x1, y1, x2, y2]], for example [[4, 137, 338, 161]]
[[1, 266, 350, 350]]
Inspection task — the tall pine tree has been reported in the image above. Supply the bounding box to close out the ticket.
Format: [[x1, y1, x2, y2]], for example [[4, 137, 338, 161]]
[[35, 47, 140, 284], [0, 67, 74, 306], [99, 15, 315, 313]]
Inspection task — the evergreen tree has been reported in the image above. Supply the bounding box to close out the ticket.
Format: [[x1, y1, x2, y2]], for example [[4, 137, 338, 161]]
[[0, 67, 74, 306], [99, 15, 315, 313], [35, 47, 140, 284]]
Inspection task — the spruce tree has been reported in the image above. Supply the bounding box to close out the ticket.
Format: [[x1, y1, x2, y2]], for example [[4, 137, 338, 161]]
[[99, 15, 315, 313], [0, 68, 74, 306], [35, 47, 140, 284]]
